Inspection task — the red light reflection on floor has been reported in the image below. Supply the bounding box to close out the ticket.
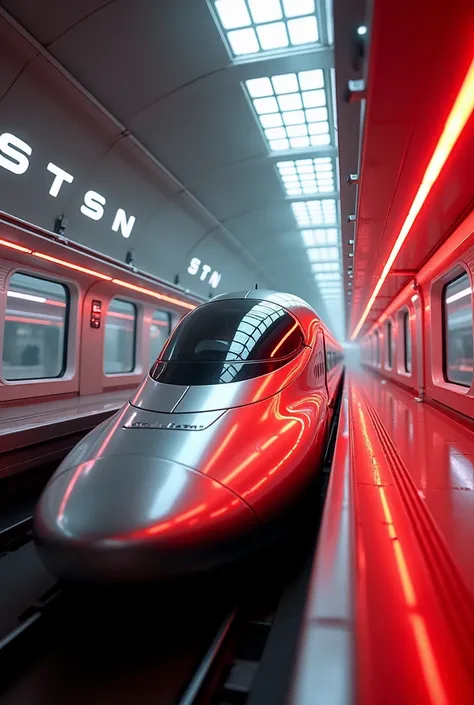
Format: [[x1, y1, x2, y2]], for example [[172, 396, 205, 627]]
[[355, 396, 448, 705]]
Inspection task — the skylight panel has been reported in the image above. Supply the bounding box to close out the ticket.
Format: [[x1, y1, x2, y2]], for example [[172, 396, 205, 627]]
[[283, 0, 315, 17], [248, 0, 282, 23], [307, 246, 339, 262], [319, 284, 342, 291], [245, 70, 330, 152], [277, 159, 335, 197], [213, 0, 319, 59], [311, 262, 340, 272], [215, 0, 251, 28], [291, 199, 337, 227], [301, 227, 338, 247], [314, 273, 341, 281]]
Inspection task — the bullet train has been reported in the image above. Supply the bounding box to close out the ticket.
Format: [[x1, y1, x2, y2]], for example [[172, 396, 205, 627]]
[[33, 290, 344, 583]]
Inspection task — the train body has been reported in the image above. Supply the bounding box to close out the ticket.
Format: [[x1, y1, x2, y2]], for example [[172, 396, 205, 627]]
[[33, 289, 343, 582], [360, 209, 474, 418]]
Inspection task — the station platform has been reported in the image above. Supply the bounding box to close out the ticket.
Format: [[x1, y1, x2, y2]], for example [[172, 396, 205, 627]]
[[291, 370, 474, 705]]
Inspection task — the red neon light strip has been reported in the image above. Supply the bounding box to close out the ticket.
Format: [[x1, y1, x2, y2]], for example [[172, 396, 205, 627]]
[[0, 237, 197, 310], [270, 321, 298, 357], [0, 238, 31, 253], [112, 278, 196, 310], [351, 56, 474, 341], [33, 251, 112, 281]]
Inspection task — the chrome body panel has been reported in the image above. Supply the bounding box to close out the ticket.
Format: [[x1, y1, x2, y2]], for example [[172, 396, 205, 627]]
[[129, 379, 188, 413], [34, 455, 257, 581], [123, 407, 225, 431]]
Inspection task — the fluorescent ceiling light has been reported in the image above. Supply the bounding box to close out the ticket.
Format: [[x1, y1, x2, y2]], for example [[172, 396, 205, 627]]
[[214, 0, 319, 58], [302, 228, 338, 247], [306, 246, 339, 262], [314, 273, 341, 281], [292, 199, 337, 227], [214, 0, 251, 27], [311, 262, 340, 272], [246, 70, 330, 152], [277, 159, 335, 197], [7, 291, 46, 303], [445, 287, 472, 304]]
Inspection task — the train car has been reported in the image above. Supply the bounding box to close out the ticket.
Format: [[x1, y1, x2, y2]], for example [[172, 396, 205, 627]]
[[33, 289, 344, 583], [360, 208, 474, 419]]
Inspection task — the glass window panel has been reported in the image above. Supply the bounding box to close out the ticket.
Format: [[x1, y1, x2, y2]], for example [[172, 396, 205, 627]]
[[260, 113, 283, 128], [2, 272, 68, 381], [272, 73, 299, 94], [104, 299, 136, 374], [149, 310, 172, 367], [254, 96, 279, 114], [215, 0, 251, 29], [278, 93, 303, 111], [444, 273, 473, 386], [248, 0, 282, 23], [228, 27, 260, 54], [246, 77, 274, 97], [403, 310, 412, 373], [282, 0, 315, 18], [256, 22, 289, 50], [152, 299, 305, 386], [288, 16, 318, 44]]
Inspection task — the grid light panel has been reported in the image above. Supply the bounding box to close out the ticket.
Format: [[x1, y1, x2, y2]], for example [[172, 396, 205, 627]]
[[292, 199, 336, 227], [301, 228, 338, 247], [210, 2, 344, 333], [213, 0, 319, 58], [245, 71, 330, 152], [277, 158, 335, 197]]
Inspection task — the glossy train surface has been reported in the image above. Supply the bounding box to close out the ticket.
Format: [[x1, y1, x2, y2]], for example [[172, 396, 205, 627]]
[[33, 290, 343, 582]]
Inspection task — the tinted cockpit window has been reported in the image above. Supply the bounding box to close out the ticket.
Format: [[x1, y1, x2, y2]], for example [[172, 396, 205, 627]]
[[151, 298, 305, 386]]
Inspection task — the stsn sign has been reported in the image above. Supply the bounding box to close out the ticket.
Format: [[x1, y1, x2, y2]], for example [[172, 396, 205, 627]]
[[0, 132, 136, 239], [1, 132, 224, 290], [187, 257, 221, 289]]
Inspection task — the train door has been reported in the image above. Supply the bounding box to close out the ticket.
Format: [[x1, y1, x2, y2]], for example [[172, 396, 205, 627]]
[[412, 285, 425, 400]]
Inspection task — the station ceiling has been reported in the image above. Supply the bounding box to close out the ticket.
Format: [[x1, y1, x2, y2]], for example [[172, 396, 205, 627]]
[[0, 0, 368, 340]]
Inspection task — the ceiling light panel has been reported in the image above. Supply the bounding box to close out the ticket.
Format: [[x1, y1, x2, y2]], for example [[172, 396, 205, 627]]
[[301, 228, 338, 247], [311, 262, 340, 272], [245, 71, 330, 152], [276, 158, 335, 196], [291, 199, 336, 227], [314, 272, 341, 281], [306, 246, 339, 262], [213, 0, 319, 58]]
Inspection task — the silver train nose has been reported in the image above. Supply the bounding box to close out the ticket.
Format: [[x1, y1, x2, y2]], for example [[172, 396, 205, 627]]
[[33, 455, 258, 582]]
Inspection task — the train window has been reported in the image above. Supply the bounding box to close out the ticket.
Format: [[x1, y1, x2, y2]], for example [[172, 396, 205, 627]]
[[2, 272, 68, 381], [374, 330, 380, 365], [151, 298, 305, 385], [386, 320, 393, 369], [149, 309, 171, 367], [403, 310, 412, 373], [443, 273, 473, 387], [103, 298, 137, 374]]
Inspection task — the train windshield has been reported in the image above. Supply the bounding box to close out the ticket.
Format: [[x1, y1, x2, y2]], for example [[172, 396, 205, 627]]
[[150, 298, 305, 385]]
